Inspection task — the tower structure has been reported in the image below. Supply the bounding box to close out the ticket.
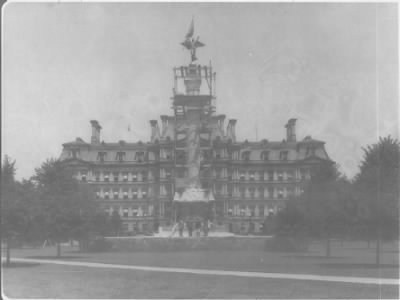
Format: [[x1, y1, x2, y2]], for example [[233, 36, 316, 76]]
[[171, 21, 216, 222]]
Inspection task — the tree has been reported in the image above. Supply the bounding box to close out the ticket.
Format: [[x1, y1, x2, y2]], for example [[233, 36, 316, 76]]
[[297, 162, 351, 257], [1, 155, 29, 265], [33, 158, 97, 257], [354, 136, 400, 265], [110, 210, 122, 236]]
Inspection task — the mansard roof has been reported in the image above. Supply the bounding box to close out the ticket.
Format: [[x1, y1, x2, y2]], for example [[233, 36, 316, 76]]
[[62, 138, 90, 147]]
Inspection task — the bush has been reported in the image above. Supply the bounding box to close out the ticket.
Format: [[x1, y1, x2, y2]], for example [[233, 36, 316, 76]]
[[88, 237, 113, 252]]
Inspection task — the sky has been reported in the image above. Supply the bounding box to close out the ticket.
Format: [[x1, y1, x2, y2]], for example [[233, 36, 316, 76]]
[[2, 2, 399, 180]]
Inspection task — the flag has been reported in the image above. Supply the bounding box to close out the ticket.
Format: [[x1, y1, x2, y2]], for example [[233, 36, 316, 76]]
[[185, 18, 194, 39]]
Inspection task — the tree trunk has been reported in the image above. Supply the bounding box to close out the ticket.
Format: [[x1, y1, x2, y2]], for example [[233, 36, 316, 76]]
[[56, 242, 61, 258], [326, 238, 331, 257]]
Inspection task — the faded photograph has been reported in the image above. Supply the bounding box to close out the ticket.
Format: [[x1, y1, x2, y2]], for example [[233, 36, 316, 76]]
[[1, 2, 399, 299]]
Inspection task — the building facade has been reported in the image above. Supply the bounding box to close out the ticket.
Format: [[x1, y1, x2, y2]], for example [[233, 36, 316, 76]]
[[60, 30, 332, 235]]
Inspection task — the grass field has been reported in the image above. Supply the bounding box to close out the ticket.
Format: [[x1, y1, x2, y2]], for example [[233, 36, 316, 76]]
[[2, 239, 399, 298]]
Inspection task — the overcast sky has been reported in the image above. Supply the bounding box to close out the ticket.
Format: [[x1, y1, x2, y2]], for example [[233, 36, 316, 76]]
[[2, 2, 398, 180]]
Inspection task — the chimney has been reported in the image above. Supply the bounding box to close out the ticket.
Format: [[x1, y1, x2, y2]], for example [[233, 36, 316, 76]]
[[218, 115, 226, 135], [150, 120, 160, 142], [226, 119, 237, 142], [90, 120, 102, 144], [285, 118, 297, 142], [160, 115, 168, 136]]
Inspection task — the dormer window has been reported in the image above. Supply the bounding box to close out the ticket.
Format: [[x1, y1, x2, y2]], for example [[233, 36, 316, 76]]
[[241, 151, 251, 161], [97, 152, 107, 162], [116, 152, 126, 162], [279, 151, 288, 161], [135, 151, 145, 162], [70, 149, 80, 159], [306, 147, 316, 157], [261, 151, 269, 161]]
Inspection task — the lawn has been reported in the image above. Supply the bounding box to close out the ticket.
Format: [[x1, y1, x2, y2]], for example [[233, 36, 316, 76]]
[[2, 239, 399, 298]]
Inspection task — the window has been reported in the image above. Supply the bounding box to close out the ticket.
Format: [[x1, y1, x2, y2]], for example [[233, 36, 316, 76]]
[[277, 171, 284, 182], [123, 208, 129, 218], [123, 189, 128, 199], [215, 149, 223, 159], [80, 172, 87, 182], [268, 171, 274, 181], [132, 173, 137, 182], [279, 151, 288, 161], [113, 172, 119, 182], [241, 151, 251, 161], [268, 187, 274, 199], [94, 172, 100, 181], [277, 188, 284, 199], [287, 187, 294, 197], [141, 171, 147, 181], [176, 150, 186, 162], [104, 173, 110, 182], [132, 189, 138, 199], [249, 171, 255, 181], [95, 190, 100, 199], [239, 187, 245, 197], [240, 206, 246, 216], [116, 152, 126, 162], [306, 147, 315, 157], [135, 151, 145, 162], [249, 187, 255, 198], [132, 207, 138, 217], [123, 172, 128, 182], [141, 188, 147, 198], [240, 172, 246, 181], [104, 190, 110, 199], [71, 149, 80, 159], [97, 152, 107, 162], [261, 151, 269, 161], [227, 205, 233, 216], [113, 189, 119, 199]]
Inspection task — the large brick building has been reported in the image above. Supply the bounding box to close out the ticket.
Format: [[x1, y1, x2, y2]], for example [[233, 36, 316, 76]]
[[60, 28, 332, 234]]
